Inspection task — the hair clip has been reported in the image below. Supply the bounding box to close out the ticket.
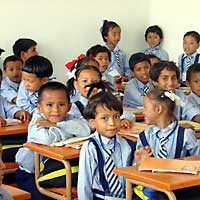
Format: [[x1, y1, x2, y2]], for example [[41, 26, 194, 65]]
[[65, 54, 85, 70], [163, 91, 185, 107]]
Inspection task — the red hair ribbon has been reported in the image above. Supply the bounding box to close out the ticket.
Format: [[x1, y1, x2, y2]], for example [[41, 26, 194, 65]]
[[65, 54, 86, 70]]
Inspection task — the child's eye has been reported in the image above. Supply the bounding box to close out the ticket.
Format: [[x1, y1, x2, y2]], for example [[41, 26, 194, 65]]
[[101, 116, 108, 121], [114, 114, 120, 120], [46, 103, 52, 107], [59, 103, 66, 106]]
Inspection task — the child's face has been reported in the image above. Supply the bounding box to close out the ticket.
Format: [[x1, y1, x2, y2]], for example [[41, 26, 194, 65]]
[[106, 26, 121, 47], [22, 46, 38, 61], [183, 35, 199, 56], [132, 61, 150, 84], [74, 69, 101, 98], [37, 90, 71, 123], [146, 32, 161, 48], [186, 72, 200, 96], [22, 71, 48, 92], [89, 105, 121, 138], [95, 52, 110, 73], [0, 145, 5, 185], [4, 60, 22, 83]]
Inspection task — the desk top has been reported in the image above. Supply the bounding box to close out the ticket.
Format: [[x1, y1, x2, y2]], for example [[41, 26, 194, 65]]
[[24, 142, 80, 160], [0, 122, 29, 136]]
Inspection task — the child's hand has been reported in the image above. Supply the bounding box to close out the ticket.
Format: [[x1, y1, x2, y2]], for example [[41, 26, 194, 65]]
[[11, 97, 17, 104], [0, 116, 6, 127], [134, 146, 153, 165], [36, 118, 56, 128], [179, 123, 195, 130], [120, 119, 132, 129], [14, 111, 31, 122], [193, 115, 200, 123]]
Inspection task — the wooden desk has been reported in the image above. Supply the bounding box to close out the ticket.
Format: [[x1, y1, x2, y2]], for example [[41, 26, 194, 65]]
[[114, 156, 200, 200], [24, 142, 80, 200], [123, 107, 144, 122]]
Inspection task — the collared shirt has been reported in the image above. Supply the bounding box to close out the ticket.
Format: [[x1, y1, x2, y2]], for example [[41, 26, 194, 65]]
[[102, 72, 117, 91], [123, 78, 154, 108], [187, 91, 200, 108], [78, 132, 134, 200], [137, 121, 200, 158], [70, 88, 81, 103], [143, 45, 169, 61]]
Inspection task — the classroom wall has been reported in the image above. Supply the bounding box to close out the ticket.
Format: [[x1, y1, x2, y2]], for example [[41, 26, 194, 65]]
[[0, 0, 149, 83]]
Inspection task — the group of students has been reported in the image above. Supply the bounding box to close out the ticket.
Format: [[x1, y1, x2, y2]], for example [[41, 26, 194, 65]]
[[0, 19, 199, 200]]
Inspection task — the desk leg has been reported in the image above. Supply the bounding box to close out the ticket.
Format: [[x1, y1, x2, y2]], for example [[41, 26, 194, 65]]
[[126, 179, 132, 200]]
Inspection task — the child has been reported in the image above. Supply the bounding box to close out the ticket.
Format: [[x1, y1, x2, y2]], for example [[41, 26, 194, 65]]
[[78, 91, 151, 199], [123, 53, 154, 108], [147, 54, 160, 66], [16, 81, 90, 200], [143, 25, 169, 61], [12, 38, 38, 62], [86, 44, 117, 90], [178, 31, 200, 85], [1, 55, 23, 104], [186, 63, 200, 108], [16, 55, 53, 115], [136, 88, 200, 200], [100, 20, 131, 78], [150, 61, 200, 122]]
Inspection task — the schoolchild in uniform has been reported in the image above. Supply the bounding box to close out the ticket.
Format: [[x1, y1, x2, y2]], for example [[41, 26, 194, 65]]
[[16, 55, 53, 115], [123, 53, 154, 108], [178, 31, 200, 85], [1, 55, 23, 104], [100, 20, 131, 78], [78, 91, 151, 200], [150, 61, 200, 122], [15, 81, 90, 200], [135, 88, 200, 200], [143, 25, 169, 61]]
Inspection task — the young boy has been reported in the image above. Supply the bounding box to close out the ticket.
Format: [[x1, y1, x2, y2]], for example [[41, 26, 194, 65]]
[[78, 91, 151, 200], [178, 31, 200, 85], [12, 38, 38, 62], [16, 81, 90, 200], [1, 55, 23, 104], [123, 53, 154, 108], [150, 61, 200, 122], [16, 55, 53, 115]]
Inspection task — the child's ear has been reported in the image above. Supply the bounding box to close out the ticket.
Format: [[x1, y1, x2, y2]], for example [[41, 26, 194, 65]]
[[152, 80, 159, 87], [36, 103, 43, 113], [42, 77, 49, 84], [157, 104, 163, 114], [67, 102, 72, 112], [186, 80, 190, 87], [88, 119, 95, 129]]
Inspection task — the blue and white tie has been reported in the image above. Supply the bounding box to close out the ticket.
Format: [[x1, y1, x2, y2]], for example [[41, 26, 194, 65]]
[[143, 85, 149, 96], [158, 137, 168, 158], [186, 56, 192, 71], [115, 51, 121, 68]]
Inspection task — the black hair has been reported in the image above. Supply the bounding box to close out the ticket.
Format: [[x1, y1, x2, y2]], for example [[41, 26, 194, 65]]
[[150, 61, 180, 82], [100, 20, 120, 42], [76, 56, 99, 70], [13, 38, 37, 58], [86, 44, 111, 62], [184, 31, 200, 43], [38, 81, 70, 103], [129, 52, 151, 71], [22, 55, 53, 78], [83, 91, 123, 120], [3, 55, 23, 70], [145, 25, 163, 41], [186, 63, 200, 82], [0, 48, 5, 56], [147, 54, 160, 60]]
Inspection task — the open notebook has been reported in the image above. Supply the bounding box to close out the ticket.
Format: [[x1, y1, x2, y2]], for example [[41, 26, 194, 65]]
[[139, 157, 200, 175], [5, 119, 21, 126]]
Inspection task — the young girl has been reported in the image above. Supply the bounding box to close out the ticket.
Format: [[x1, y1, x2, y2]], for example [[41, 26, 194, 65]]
[[100, 20, 131, 78], [143, 25, 169, 61], [135, 88, 200, 200]]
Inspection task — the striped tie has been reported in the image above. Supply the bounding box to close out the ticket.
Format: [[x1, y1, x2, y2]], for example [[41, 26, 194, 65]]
[[143, 85, 149, 96], [105, 149, 123, 197], [186, 56, 192, 71], [115, 51, 121, 67], [158, 137, 168, 158]]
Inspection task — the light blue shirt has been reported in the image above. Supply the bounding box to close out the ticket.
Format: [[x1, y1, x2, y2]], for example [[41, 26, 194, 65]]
[[0, 187, 13, 200], [70, 88, 81, 103], [187, 91, 200, 108], [143, 45, 169, 61], [123, 78, 154, 108], [102, 72, 117, 91], [78, 132, 134, 200], [137, 121, 200, 158], [15, 111, 90, 173], [1, 77, 20, 103]]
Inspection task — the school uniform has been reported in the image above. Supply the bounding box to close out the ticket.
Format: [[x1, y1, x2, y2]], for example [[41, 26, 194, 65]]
[[102, 72, 117, 91], [143, 44, 169, 61], [78, 131, 135, 200], [70, 88, 81, 103], [0, 187, 13, 200], [1, 77, 20, 103], [123, 78, 154, 108], [187, 91, 200, 108], [178, 51, 200, 82]]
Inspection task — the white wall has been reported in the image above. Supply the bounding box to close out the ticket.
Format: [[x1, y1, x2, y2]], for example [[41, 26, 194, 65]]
[[149, 0, 200, 63], [0, 0, 149, 83]]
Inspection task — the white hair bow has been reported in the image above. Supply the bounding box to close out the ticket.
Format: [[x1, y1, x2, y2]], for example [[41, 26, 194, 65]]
[[163, 91, 185, 107]]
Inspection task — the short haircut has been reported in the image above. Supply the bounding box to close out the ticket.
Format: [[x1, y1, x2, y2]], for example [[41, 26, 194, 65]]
[[83, 91, 123, 120], [100, 20, 120, 42], [129, 52, 151, 71], [150, 61, 180, 82], [145, 25, 163, 41], [22, 55, 53, 78], [76, 56, 99, 70], [147, 54, 160, 61], [184, 31, 200, 43], [3, 55, 23, 70], [13, 38, 37, 58], [86, 44, 111, 62], [186, 63, 200, 82], [38, 81, 70, 103]]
